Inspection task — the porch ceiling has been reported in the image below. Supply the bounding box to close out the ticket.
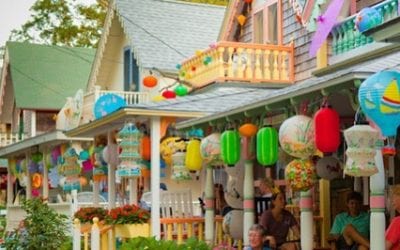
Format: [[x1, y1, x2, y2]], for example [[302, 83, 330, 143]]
[[364, 16, 400, 43]]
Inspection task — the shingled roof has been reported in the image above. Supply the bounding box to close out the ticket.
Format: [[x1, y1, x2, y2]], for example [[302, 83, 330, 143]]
[[6, 42, 95, 110], [115, 0, 225, 71]]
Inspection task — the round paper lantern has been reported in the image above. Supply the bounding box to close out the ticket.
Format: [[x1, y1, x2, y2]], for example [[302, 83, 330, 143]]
[[316, 156, 342, 180], [223, 210, 244, 240], [79, 150, 90, 161], [185, 138, 203, 171], [141, 135, 151, 161], [355, 7, 383, 32], [79, 176, 88, 187], [102, 143, 120, 166], [162, 90, 176, 99], [32, 173, 42, 189], [314, 105, 340, 153], [174, 84, 188, 97], [256, 125, 278, 166], [143, 75, 158, 88], [279, 115, 315, 159], [358, 70, 400, 155], [237, 14, 246, 26], [221, 129, 241, 166], [225, 176, 243, 209], [200, 133, 222, 165], [238, 123, 258, 137], [343, 125, 379, 176], [285, 159, 317, 191]]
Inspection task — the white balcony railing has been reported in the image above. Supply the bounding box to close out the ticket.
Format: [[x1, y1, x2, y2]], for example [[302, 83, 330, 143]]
[[0, 132, 25, 147]]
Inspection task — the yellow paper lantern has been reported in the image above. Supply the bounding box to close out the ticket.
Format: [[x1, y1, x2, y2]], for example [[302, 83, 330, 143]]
[[185, 139, 203, 171], [152, 95, 166, 102], [237, 14, 246, 26]]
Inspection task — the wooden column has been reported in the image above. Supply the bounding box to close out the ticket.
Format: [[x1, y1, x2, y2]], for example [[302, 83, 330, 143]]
[[26, 151, 32, 199], [42, 147, 49, 200], [150, 116, 161, 239], [129, 179, 137, 205], [300, 190, 313, 250], [93, 181, 100, 206], [107, 131, 116, 209], [243, 160, 254, 246], [7, 159, 14, 205], [319, 179, 331, 248], [204, 165, 215, 244]]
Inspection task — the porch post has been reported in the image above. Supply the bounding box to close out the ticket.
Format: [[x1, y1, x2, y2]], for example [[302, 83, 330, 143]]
[[107, 131, 116, 209], [42, 146, 49, 200], [93, 181, 100, 206], [150, 116, 161, 239], [204, 165, 214, 244], [7, 158, 14, 205], [26, 151, 32, 199], [129, 179, 137, 205], [300, 190, 313, 250], [369, 146, 385, 250], [243, 160, 254, 246]]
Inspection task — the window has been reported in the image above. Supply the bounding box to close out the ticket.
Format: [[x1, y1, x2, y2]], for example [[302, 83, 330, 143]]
[[123, 47, 139, 92], [253, 0, 282, 45]]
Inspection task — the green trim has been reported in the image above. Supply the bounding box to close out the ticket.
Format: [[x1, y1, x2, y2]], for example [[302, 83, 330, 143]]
[[370, 192, 385, 196]]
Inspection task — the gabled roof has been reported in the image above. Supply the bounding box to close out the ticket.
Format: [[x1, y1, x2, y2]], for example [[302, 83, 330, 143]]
[[115, 0, 225, 71], [6, 42, 95, 110]]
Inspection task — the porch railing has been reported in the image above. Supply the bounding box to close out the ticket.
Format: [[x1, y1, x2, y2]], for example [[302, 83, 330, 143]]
[[80, 86, 150, 125], [180, 41, 295, 88], [0, 132, 25, 147], [331, 0, 398, 55]]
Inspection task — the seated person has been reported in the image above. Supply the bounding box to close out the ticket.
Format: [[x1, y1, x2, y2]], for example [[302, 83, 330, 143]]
[[329, 191, 370, 250], [386, 185, 400, 250], [257, 177, 277, 198], [260, 192, 300, 250], [245, 224, 271, 250]]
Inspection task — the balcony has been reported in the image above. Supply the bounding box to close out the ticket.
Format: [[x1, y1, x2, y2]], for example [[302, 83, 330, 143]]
[[330, 0, 398, 56], [0, 132, 25, 147], [80, 86, 150, 125], [180, 41, 295, 88]]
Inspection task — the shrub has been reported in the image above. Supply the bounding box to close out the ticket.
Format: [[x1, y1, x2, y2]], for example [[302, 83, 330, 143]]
[[120, 236, 211, 250]]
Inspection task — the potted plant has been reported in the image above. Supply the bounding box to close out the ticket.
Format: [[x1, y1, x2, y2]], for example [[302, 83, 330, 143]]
[[120, 236, 210, 250], [74, 206, 108, 224], [105, 204, 151, 238]]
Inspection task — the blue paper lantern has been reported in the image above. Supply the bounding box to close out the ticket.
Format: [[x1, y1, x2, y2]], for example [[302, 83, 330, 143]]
[[358, 70, 400, 155], [93, 94, 126, 119], [355, 7, 383, 33]]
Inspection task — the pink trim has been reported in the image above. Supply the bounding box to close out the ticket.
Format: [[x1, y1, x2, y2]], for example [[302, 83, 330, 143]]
[[205, 199, 214, 209], [370, 196, 385, 209], [299, 197, 312, 209], [244, 199, 254, 209]]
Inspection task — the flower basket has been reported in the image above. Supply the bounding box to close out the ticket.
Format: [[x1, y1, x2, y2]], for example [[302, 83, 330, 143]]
[[74, 207, 108, 224], [105, 204, 150, 225], [114, 223, 151, 238]]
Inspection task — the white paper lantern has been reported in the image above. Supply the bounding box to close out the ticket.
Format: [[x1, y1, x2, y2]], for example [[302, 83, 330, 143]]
[[200, 133, 223, 165], [222, 209, 243, 240], [225, 176, 243, 209], [316, 156, 342, 180]]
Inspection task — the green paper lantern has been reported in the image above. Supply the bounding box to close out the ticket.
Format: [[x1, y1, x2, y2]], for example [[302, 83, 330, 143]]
[[174, 84, 188, 96], [256, 126, 278, 166], [221, 129, 240, 166]]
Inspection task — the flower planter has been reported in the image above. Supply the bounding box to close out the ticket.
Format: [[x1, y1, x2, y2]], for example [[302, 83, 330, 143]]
[[114, 223, 151, 238]]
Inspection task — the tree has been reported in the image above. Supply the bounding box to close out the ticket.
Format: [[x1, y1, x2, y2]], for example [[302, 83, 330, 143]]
[[10, 0, 106, 48]]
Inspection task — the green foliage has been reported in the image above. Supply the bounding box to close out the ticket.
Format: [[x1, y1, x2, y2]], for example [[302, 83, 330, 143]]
[[180, 0, 229, 6], [10, 0, 106, 48], [120, 236, 211, 250], [105, 204, 150, 225], [74, 206, 108, 223], [2, 198, 69, 250]]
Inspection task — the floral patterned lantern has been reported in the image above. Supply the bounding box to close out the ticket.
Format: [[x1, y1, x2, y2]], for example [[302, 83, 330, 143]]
[[316, 156, 342, 180], [343, 125, 379, 176], [314, 105, 340, 153], [185, 138, 203, 171], [200, 132, 223, 165], [59, 147, 82, 191], [117, 123, 142, 178], [171, 151, 192, 181], [285, 159, 317, 191], [256, 125, 278, 166], [279, 115, 315, 159], [221, 129, 241, 166]]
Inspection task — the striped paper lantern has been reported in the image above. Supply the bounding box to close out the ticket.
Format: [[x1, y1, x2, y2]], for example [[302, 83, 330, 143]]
[[256, 126, 278, 166], [221, 129, 241, 166]]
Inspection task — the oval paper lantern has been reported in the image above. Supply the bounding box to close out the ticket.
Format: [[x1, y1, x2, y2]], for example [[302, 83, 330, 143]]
[[185, 139, 203, 171], [174, 84, 188, 97], [162, 90, 176, 99], [314, 106, 340, 153], [223, 210, 244, 240], [200, 133, 222, 165], [221, 130, 241, 166], [256, 126, 278, 166], [238, 123, 258, 137], [143, 75, 158, 88], [343, 125, 379, 176], [358, 70, 400, 155], [316, 156, 342, 180], [32, 173, 42, 189], [279, 115, 315, 159], [141, 135, 151, 161], [355, 7, 383, 33], [285, 159, 317, 191]]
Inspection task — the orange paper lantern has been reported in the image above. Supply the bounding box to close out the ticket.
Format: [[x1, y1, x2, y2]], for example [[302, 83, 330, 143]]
[[141, 135, 151, 161], [32, 173, 42, 189], [143, 75, 158, 88], [237, 15, 246, 26], [239, 123, 258, 137]]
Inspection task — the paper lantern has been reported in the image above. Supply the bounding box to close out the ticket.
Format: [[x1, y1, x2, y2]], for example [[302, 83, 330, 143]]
[[118, 123, 142, 178], [143, 75, 158, 88], [171, 151, 192, 181], [79, 176, 88, 187], [140, 135, 151, 161], [285, 159, 317, 191], [358, 70, 400, 155], [160, 137, 186, 166], [185, 138, 203, 171], [316, 156, 342, 180], [225, 176, 243, 209], [314, 105, 340, 153], [162, 90, 176, 99], [243, 0, 252, 3], [256, 126, 278, 166], [79, 150, 90, 161], [32, 173, 42, 189], [238, 123, 258, 137], [279, 115, 315, 159], [200, 133, 223, 165], [152, 95, 166, 102], [237, 14, 246, 26], [102, 143, 120, 166], [343, 125, 379, 176], [221, 130, 241, 166], [60, 147, 82, 191], [174, 84, 188, 97], [223, 210, 244, 240], [355, 7, 383, 33]]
